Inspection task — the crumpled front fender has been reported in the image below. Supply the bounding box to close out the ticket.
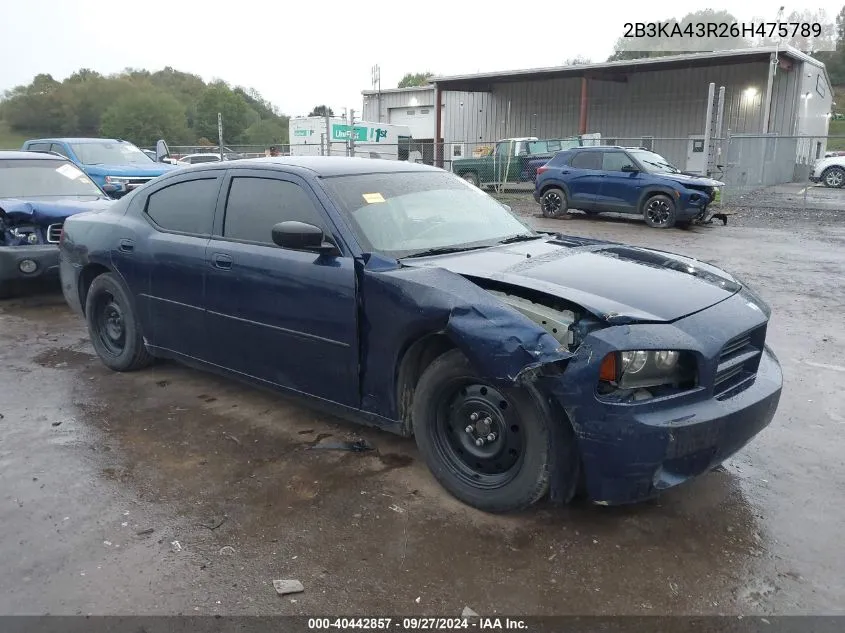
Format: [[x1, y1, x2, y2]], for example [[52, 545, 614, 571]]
[[357, 257, 573, 422]]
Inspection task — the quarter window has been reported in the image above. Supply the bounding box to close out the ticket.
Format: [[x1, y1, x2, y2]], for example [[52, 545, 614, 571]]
[[145, 177, 219, 235], [570, 151, 602, 170], [223, 177, 326, 244]]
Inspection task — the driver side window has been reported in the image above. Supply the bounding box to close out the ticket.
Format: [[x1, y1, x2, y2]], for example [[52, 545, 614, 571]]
[[602, 151, 636, 172], [222, 177, 327, 245]]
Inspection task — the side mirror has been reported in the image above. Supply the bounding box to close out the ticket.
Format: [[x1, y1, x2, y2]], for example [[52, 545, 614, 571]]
[[155, 139, 170, 163], [272, 221, 339, 256], [621, 164, 639, 173]]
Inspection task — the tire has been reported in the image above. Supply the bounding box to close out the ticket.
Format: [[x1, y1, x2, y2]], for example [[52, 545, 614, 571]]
[[643, 194, 677, 229], [461, 172, 480, 187], [822, 166, 845, 188], [540, 187, 568, 218], [85, 272, 153, 372], [412, 349, 560, 513]]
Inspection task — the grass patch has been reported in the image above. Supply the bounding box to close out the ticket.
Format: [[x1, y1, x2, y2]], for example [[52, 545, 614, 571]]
[[0, 120, 29, 150]]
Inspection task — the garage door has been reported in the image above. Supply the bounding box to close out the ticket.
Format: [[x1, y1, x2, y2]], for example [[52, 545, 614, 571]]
[[388, 107, 435, 139]]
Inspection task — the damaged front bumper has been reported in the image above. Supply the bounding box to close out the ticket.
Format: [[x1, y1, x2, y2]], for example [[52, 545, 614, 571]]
[[0, 245, 61, 284], [540, 290, 782, 505]]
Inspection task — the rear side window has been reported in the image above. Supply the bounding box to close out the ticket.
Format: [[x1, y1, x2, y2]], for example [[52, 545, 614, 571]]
[[145, 177, 219, 235], [223, 177, 326, 244], [549, 151, 571, 166], [50, 143, 71, 158], [570, 151, 602, 170], [26, 142, 51, 153]]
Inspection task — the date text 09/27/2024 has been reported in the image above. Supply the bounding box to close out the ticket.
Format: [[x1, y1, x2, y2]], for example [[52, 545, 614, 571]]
[[307, 618, 528, 630], [623, 21, 823, 39]]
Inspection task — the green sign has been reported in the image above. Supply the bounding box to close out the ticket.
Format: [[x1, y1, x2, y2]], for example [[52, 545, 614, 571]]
[[331, 124, 388, 143], [293, 129, 313, 137]]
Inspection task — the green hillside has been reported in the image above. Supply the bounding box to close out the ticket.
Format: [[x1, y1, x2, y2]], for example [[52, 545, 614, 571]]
[[0, 67, 289, 149]]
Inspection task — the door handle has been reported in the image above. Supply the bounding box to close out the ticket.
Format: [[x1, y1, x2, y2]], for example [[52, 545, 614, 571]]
[[118, 239, 134, 253], [211, 253, 233, 270]]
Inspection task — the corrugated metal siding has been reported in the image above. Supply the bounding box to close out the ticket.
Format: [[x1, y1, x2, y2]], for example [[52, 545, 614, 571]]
[[440, 61, 788, 167], [769, 62, 800, 134], [362, 88, 435, 122]]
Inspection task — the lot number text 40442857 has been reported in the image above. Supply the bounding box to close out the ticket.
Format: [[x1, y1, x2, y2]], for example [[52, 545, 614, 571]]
[[307, 618, 529, 630]]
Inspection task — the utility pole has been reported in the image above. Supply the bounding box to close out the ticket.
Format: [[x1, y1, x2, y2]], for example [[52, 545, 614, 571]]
[[349, 108, 357, 157], [372, 64, 381, 122], [325, 111, 332, 156], [217, 112, 224, 161]]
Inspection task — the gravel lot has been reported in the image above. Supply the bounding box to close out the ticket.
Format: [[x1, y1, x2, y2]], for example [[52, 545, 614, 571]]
[[0, 200, 843, 617]]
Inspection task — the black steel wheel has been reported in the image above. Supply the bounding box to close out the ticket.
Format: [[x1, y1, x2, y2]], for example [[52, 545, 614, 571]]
[[643, 194, 677, 229], [540, 187, 568, 218], [822, 166, 845, 188], [461, 172, 480, 187], [412, 349, 569, 513], [85, 272, 153, 372]]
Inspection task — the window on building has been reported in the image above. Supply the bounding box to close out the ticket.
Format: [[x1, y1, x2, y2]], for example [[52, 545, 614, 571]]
[[406, 110, 415, 116], [223, 177, 326, 244], [420, 109, 429, 114], [145, 177, 219, 235]]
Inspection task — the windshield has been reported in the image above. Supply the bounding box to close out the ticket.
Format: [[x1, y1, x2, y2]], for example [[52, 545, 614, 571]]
[[0, 159, 104, 198], [70, 141, 153, 166], [323, 171, 537, 258], [629, 150, 681, 174]]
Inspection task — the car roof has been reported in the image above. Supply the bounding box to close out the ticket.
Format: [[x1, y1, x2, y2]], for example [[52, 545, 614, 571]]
[[25, 137, 129, 144], [0, 150, 71, 161], [203, 156, 441, 177]]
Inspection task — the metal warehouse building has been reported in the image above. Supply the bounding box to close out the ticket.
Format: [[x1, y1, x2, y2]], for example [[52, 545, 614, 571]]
[[362, 46, 832, 186]]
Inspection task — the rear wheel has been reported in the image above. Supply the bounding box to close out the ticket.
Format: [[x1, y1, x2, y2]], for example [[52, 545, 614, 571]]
[[85, 273, 153, 372], [643, 194, 677, 229], [822, 166, 845, 188], [412, 350, 562, 513], [461, 172, 480, 187], [540, 187, 569, 219]]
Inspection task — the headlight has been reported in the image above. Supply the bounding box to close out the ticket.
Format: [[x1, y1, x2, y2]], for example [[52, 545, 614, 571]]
[[600, 350, 697, 390]]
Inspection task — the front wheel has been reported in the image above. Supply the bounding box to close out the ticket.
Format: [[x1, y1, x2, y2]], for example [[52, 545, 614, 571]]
[[461, 172, 480, 187], [85, 272, 153, 372], [412, 350, 558, 513], [643, 194, 677, 229], [823, 166, 845, 188]]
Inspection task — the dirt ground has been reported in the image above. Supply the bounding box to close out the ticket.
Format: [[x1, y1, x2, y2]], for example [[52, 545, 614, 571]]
[[0, 203, 843, 617]]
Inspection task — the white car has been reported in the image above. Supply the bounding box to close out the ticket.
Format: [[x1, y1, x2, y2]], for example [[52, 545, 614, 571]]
[[810, 155, 845, 188], [178, 153, 223, 165]]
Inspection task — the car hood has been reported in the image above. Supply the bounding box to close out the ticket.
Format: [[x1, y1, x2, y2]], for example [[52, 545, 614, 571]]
[[658, 172, 725, 188], [403, 235, 742, 323], [0, 196, 115, 226], [84, 163, 179, 177]]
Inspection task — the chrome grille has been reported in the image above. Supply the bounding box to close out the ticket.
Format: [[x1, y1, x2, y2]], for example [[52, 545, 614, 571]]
[[713, 326, 766, 400], [46, 223, 63, 244]]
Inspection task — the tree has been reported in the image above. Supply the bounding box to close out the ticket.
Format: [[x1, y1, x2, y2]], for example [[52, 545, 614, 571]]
[[564, 56, 592, 66], [100, 89, 190, 146], [398, 72, 434, 88], [308, 105, 334, 117], [0, 66, 290, 145], [817, 5, 845, 86], [194, 84, 250, 142], [242, 119, 288, 145]]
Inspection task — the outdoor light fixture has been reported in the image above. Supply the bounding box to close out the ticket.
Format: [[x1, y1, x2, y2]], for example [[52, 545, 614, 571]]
[[743, 87, 759, 99]]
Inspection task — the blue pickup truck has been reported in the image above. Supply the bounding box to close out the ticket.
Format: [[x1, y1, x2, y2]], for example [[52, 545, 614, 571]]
[[21, 138, 179, 198]]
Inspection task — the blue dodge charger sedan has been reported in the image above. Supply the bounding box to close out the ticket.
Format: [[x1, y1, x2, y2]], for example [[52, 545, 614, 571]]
[[58, 157, 782, 513]]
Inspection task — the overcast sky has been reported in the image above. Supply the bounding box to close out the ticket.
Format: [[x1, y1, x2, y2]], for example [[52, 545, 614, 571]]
[[0, 0, 840, 117]]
